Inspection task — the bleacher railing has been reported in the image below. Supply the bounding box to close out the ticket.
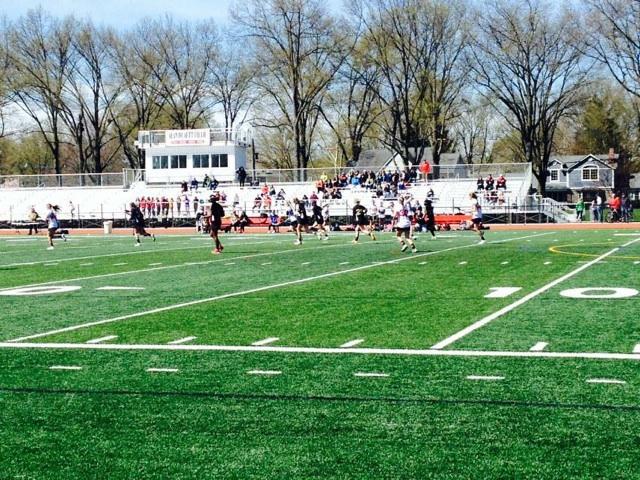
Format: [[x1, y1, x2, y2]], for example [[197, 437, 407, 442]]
[[0, 172, 126, 189]]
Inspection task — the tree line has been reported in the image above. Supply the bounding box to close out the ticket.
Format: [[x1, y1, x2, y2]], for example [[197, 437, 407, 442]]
[[0, 0, 639, 194]]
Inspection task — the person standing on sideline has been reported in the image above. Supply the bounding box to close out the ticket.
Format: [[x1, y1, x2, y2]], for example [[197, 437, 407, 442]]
[[423, 198, 437, 239], [45, 204, 64, 250], [393, 198, 417, 253], [575, 196, 585, 222], [236, 166, 247, 187], [352, 199, 377, 243], [209, 193, 225, 254], [27, 207, 40, 235], [68, 201, 76, 228], [596, 192, 604, 222], [469, 193, 486, 244], [126, 202, 155, 246], [590, 199, 598, 222]]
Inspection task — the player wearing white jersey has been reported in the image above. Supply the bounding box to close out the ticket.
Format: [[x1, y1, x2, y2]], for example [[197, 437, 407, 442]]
[[393, 199, 417, 253], [469, 192, 486, 244]]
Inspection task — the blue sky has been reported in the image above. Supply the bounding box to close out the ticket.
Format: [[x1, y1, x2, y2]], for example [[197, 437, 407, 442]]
[[1, 0, 343, 28]]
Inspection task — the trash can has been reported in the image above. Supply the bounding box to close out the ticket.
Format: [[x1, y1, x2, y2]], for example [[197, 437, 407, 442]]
[[103, 220, 113, 235]]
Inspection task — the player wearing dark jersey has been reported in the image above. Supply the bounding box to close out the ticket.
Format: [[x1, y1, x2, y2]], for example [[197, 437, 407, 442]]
[[311, 200, 329, 241], [126, 202, 155, 246], [290, 198, 310, 245], [209, 194, 225, 254], [352, 200, 376, 243], [424, 198, 437, 239]]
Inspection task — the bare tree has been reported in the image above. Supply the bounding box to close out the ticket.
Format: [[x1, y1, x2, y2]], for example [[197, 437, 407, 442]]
[[453, 98, 493, 164], [357, 0, 470, 167], [134, 16, 218, 129], [469, 0, 590, 195], [5, 9, 75, 175], [234, 0, 348, 177], [585, 0, 640, 99]]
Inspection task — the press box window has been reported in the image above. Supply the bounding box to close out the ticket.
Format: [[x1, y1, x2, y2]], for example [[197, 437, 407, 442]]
[[211, 154, 229, 168], [170, 155, 187, 169], [193, 154, 210, 168], [152, 156, 168, 169]]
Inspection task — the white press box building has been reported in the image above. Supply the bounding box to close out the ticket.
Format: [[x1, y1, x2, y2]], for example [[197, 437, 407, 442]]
[[135, 128, 251, 183]]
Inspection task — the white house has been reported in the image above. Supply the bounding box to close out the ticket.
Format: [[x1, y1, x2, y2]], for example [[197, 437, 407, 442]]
[[135, 128, 251, 183]]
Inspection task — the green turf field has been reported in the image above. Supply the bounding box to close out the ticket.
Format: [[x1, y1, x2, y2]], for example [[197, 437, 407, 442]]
[[1, 228, 640, 478]]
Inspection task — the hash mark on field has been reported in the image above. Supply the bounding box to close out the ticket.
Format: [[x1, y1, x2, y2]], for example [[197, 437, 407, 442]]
[[148, 263, 162, 266], [261, 262, 272, 266], [80, 263, 93, 266], [168, 336, 197, 345], [586, 378, 626, 385], [633, 344, 640, 354], [248, 370, 281, 376], [485, 287, 522, 298], [113, 262, 128, 266], [634, 261, 640, 265], [96, 286, 145, 291], [354, 372, 389, 378], [544, 261, 552, 265], [146, 368, 179, 373], [340, 339, 364, 348], [86, 335, 118, 344], [419, 261, 427, 265], [466, 375, 504, 381], [252, 337, 279, 346], [459, 261, 467, 265], [49, 365, 82, 371], [530, 342, 548, 352], [301, 262, 311, 265], [500, 261, 509, 265], [225, 262, 235, 266], [339, 261, 350, 265]]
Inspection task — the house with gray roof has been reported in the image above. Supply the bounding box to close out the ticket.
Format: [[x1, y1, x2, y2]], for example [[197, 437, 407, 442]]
[[545, 154, 615, 202]]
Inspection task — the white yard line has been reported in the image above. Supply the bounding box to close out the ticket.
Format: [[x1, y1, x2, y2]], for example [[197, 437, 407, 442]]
[[167, 336, 197, 345], [530, 342, 548, 352], [146, 368, 179, 373], [430, 240, 635, 350], [466, 375, 504, 381], [6, 342, 640, 361], [0, 240, 366, 293], [586, 378, 626, 385], [5, 238, 493, 343], [354, 372, 389, 378], [247, 370, 281, 376], [340, 339, 365, 348], [251, 337, 279, 346], [85, 335, 118, 344]]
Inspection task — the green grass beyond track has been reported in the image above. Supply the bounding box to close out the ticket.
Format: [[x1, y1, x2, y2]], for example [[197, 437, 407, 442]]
[[0, 228, 639, 478]]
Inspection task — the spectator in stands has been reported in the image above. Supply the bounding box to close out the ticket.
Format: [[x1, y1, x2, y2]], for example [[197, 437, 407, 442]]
[[476, 176, 484, 190], [169, 197, 174, 217], [236, 166, 247, 187], [176, 196, 181, 217], [184, 196, 190, 216], [190, 178, 199, 191], [485, 174, 495, 191], [276, 189, 286, 201], [496, 174, 507, 190], [210, 176, 219, 190], [193, 196, 200, 216], [203, 174, 211, 189], [27, 207, 40, 235], [316, 177, 325, 194], [252, 194, 262, 212], [181, 181, 188, 193], [269, 185, 276, 196], [426, 188, 435, 201], [575, 196, 585, 222], [231, 209, 249, 233], [262, 195, 272, 213]]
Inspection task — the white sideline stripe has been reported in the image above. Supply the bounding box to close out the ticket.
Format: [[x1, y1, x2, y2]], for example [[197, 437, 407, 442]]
[[248, 370, 281, 376], [586, 378, 626, 385], [147, 368, 178, 373], [251, 337, 279, 346], [168, 336, 197, 345], [530, 342, 548, 352], [354, 372, 389, 378], [85, 335, 118, 344], [49, 365, 82, 371], [340, 339, 364, 348], [7, 342, 640, 361], [430, 242, 632, 350], [614, 233, 640, 236], [0, 240, 362, 293], [467, 375, 504, 381], [8, 237, 502, 343], [96, 286, 145, 291]]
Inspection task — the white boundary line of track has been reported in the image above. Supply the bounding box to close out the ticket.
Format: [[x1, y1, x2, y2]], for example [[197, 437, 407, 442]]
[[7, 233, 548, 344], [0, 341, 639, 361], [431, 236, 640, 350]]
